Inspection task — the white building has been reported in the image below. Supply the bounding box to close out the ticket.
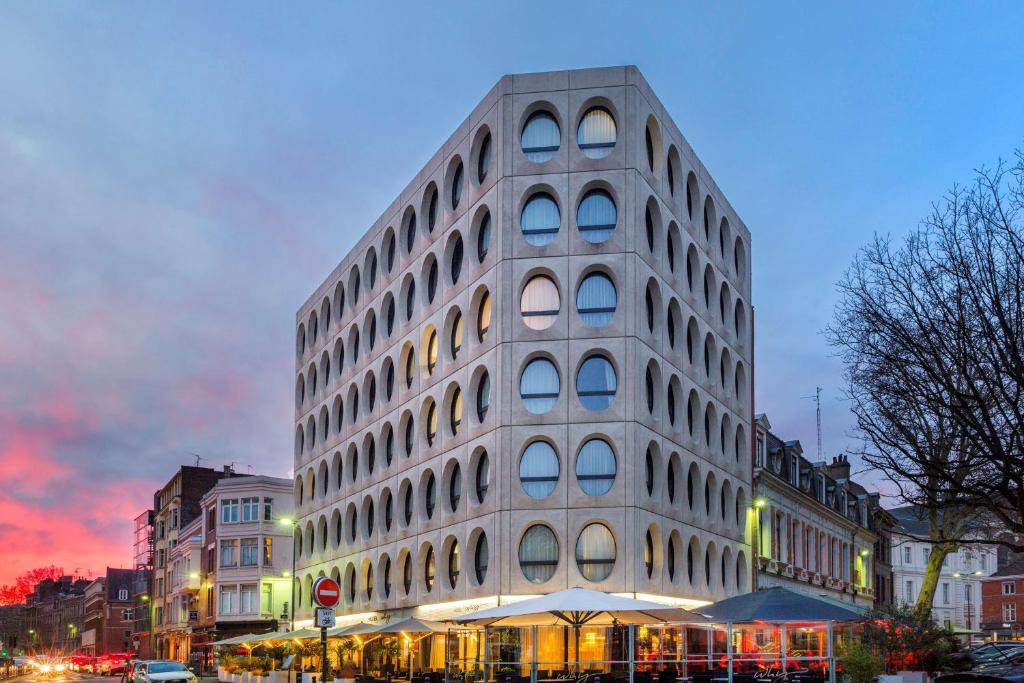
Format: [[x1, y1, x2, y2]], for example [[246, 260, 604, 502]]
[[292, 66, 755, 625], [202, 475, 295, 640], [890, 506, 998, 632]]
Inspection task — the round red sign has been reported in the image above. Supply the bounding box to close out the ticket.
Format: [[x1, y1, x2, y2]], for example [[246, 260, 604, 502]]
[[311, 576, 341, 608]]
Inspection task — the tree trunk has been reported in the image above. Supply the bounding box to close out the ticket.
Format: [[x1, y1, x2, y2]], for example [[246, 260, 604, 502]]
[[915, 544, 954, 621]]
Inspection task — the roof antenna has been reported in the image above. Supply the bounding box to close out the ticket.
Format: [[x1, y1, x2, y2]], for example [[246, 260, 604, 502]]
[[801, 387, 823, 460], [191, 453, 205, 467]]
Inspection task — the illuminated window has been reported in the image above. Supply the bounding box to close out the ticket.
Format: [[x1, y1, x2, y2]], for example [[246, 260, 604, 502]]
[[577, 107, 616, 159], [522, 111, 560, 163], [576, 523, 616, 581]]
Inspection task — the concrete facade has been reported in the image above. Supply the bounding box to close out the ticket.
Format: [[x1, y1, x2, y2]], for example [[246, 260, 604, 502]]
[[292, 66, 754, 625]]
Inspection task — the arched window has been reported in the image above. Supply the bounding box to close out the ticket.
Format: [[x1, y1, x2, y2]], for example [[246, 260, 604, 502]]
[[577, 107, 616, 159], [474, 534, 489, 584], [576, 354, 617, 411], [425, 401, 438, 446], [576, 439, 616, 496], [451, 162, 464, 210], [577, 273, 616, 326], [477, 133, 492, 183], [667, 536, 676, 580], [427, 189, 438, 233], [477, 291, 491, 342], [645, 529, 655, 578], [405, 281, 416, 321], [426, 329, 439, 375], [449, 463, 462, 512], [384, 233, 396, 273], [427, 260, 438, 303], [519, 524, 558, 583], [402, 554, 412, 595], [450, 236, 464, 286], [424, 545, 435, 591], [450, 387, 463, 435], [477, 211, 491, 262], [476, 371, 490, 422], [475, 452, 489, 504], [521, 193, 560, 246], [448, 541, 460, 589], [522, 112, 560, 163], [424, 472, 436, 519], [520, 358, 559, 414], [576, 523, 616, 581], [645, 448, 655, 496], [405, 213, 416, 253], [382, 556, 392, 598], [576, 190, 616, 243], [403, 486, 413, 525], [519, 441, 559, 499], [521, 275, 560, 330]]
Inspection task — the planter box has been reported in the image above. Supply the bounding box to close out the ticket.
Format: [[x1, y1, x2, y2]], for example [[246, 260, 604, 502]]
[[218, 667, 228, 683], [898, 672, 928, 683]]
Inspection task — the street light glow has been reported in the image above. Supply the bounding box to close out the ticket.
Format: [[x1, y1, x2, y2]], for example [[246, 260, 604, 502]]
[[753, 498, 767, 508], [279, 517, 295, 526]]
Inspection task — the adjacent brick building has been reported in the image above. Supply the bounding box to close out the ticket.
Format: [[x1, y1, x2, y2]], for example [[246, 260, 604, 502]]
[[81, 569, 136, 656], [981, 555, 1024, 638]]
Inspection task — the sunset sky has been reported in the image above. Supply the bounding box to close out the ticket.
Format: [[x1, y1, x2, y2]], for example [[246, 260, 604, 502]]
[[1, 2, 1022, 588]]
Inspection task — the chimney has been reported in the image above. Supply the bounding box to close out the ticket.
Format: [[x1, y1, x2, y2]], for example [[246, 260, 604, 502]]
[[827, 454, 851, 481]]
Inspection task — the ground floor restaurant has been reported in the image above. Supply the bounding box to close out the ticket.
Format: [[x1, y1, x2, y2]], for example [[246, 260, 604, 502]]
[[444, 622, 844, 683]]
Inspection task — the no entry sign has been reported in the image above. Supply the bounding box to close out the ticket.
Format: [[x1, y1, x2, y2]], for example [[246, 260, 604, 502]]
[[311, 576, 340, 608]]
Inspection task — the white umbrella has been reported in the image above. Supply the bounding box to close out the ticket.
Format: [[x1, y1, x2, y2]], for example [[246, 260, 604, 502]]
[[453, 587, 705, 627]]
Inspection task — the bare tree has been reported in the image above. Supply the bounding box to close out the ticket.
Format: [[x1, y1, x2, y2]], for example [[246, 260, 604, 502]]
[[829, 149, 1024, 617]]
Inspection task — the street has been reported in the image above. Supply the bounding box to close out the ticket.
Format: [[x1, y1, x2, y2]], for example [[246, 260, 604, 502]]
[[15, 673, 110, 683]]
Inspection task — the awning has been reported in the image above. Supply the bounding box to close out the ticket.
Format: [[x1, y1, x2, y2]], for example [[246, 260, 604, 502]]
[[453, 587, 706, 627], [369, 617, 450, 634], [210, 634, 256, 646], [698, 586, 865, 622]]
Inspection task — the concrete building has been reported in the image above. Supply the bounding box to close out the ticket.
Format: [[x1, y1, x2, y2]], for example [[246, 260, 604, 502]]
[[981, 555, 1024, 638], [164, 516, 204, 662], [81, 569, 135, 656], [0, 604, 26, 656], [292, 66, 754, 627], [890, 506, 998, 633], [752, 415, 879, 609], [151, 465, 245, 659]]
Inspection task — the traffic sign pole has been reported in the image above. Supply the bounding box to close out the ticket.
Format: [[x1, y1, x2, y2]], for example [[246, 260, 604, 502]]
[[310, 575, 340, 683], [320, 622, 328, 683]]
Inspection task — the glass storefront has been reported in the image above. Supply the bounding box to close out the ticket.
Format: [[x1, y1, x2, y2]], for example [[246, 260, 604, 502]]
[[446, 623, 835, 683]]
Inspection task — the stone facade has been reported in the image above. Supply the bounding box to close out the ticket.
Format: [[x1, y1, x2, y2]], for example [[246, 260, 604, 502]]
[[752, 415, 879, 609], [292, 66, 754, 625]]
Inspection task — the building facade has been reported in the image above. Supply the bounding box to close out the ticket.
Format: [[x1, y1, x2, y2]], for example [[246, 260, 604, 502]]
[[981, 556, 1024, 638], [204, 476, 294, 647], [81, 569, 135, 657], [151, 465, 244, 659], [292, 66, 754, 626], [24, 576, 90, 654], [130, 509, 154, 658], [752, 415, 878, 609], [0, 605, 26, 656], [890, 506, 998, 633]]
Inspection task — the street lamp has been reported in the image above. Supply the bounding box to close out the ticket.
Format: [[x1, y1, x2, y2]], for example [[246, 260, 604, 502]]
[[278, 517, 298, 631], [752, 498, 767, 589]]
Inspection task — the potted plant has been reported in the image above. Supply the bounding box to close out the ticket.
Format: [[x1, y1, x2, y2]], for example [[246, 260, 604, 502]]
[[333, 640, 358, 683], [839, 640, 883, 683], [379, 641, 401, 677]]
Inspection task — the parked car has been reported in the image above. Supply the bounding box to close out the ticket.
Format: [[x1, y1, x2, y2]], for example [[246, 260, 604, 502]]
[[947, 642, 1024, 672], [134, 661, 197, 683], [100, 653, 135, 676]]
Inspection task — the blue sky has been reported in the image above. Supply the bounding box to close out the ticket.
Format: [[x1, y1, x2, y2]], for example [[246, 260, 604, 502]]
[[0, 1, 1022, 580]]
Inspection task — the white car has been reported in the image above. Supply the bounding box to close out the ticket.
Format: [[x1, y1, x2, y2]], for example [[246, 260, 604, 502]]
[[135, 661, 198, 683]]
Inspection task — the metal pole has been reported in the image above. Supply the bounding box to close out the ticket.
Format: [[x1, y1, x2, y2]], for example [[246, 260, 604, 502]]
[[628, 625, 635, 683], [321, 624, 328, 683], [726, 623, 732, 683], [530, 625, 538, 683], [291, 526, 298, 632], [826, 622, 834, 683]]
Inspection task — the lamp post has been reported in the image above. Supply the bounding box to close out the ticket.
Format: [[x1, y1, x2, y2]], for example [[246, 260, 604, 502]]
[[278, 518, 298, 631], [953, 570, 984, 630], [753, 498, 767, 590]]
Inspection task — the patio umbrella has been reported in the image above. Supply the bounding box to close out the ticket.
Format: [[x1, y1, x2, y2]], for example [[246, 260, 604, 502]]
[[697, 586, 865, 622], [211, 634, 257, 646], [454, 587, 706, 671], [326, 622, 378, 637], [369, 617, 452, 677], [452, 587, 706, 627]]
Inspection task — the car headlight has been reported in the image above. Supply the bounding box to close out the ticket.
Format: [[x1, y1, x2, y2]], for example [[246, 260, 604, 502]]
[[41, 664, 52, 673]]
